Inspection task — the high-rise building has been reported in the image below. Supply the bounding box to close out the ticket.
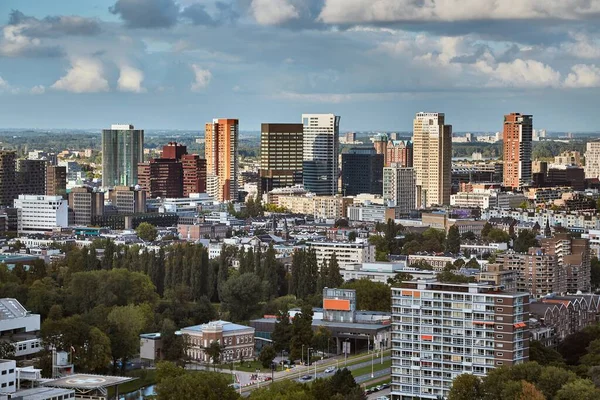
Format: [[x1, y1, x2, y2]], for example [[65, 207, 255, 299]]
[[391, 280, 529, 400], [109, 186, 146, 214], [182, 155, 207, 197], [0, 151, 17, 207], [540, 233, 591, 294], [412, 112, 452, 207], [14, 195, 69, 233], [502, 113, 533, 189], [386, 140, 413, 167], [162, 142, 187, 160], [372, 133, 388, 158], [205, 119, 239, 201], [302, 114, 340, 196], [341, 147, 383, 196], [585, 141, 600, 179], [17, 159, 46, 196], [496, 249, 563, 298], [383, 164, 416, 214], [68, 187, 105, 226], [46, 165, 67, 197], [102, 124, 144, 188], [259, 123, 303, 194], [137, 159, 183, 199]]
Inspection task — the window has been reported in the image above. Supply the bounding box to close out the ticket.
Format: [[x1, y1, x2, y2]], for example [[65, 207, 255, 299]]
[[496, 352, 503, 357], [497, 334, 504, 339], [497, 308, 503, 312], [496, 299, 504, 303], [496, 361, 504, 365], [496, 326, 503, 330]]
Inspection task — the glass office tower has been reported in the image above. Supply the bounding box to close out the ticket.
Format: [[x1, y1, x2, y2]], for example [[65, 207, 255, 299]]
[[102, 124, 144, 188]]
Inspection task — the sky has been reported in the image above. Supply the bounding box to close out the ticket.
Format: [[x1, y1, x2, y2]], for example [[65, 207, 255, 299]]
[[0, 0, 600, 132]]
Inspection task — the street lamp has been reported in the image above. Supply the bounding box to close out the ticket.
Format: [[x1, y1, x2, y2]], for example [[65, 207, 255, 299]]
[[301, 344, 305, 366], [307, 347, 313, 375]]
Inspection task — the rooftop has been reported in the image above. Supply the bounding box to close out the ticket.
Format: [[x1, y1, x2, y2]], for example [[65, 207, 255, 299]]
[[44, 374, 134, 390], [0, 298, 29, 320], [181, 320, 253, 333], [7, 387, 74, 400]]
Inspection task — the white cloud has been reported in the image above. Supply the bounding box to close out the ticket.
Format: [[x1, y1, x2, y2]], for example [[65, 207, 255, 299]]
[[51, 57, 109, 93], [474, 58, 562, 88], [30, 85, 46, 95], [190, 64, 212, 91], [276, 91, 397, 103], [319, 0, 600, 24], [562, 33, 600, 59], [117, 65, 146, 93], [564, 64, 600, 88], [0, 76, 10, 91], [251, 0, 300, 26]]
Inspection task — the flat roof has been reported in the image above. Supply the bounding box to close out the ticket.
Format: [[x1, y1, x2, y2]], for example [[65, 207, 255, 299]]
[[9, 387, 74, 399], [44, 374, 134, 389], [182, 320, 253, 333], [250, 318, 389, 332]]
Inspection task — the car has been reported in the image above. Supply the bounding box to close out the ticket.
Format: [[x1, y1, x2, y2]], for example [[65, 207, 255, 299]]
[[324, 367, 336, 373], [376, 396, 390, 400], [381, 383, 390, 389], [376, 385, 385, 391], [300, 375, 313, 381]]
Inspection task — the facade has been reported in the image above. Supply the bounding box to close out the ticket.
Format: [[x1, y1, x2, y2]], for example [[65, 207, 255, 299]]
[[205, 119, 239, 201], [182, 320, 254, 363], [347, 204, 397, 223], [68, 187, 105, 226], [554, 151, 582, 167], [137, 159, 183, 199], [109, 186, 146, 214], [386, 140, 413, 168], [341, 147, 384, 196], [412, 112, 452, 207], [0, 152, 17, 207], [383, 165, 416, 214], [408, 254, 455, 271], [450, 190, 526, 210], [540, 234, 591, 294], [16, 159, 46, 196], [0, 298, 42, 358], [178, 223, 229, 241], [259, 123, 304, 194], [391, 281, 529, 400], [14, 195, 68, 233], [139, 333, 163, 362], [182, 155, 207, 196], [496, 249, 562, 298], [585, 142, 600, 179], [46, 166, 67, 197], [307, 241, 375, 270], [278, 195, 351, 220], [302, 114, 340, 196], [342, 261, 437, 283], [162, 142, 187, 160], [502, 113, 533, 189], [101, 124, 144, 188]]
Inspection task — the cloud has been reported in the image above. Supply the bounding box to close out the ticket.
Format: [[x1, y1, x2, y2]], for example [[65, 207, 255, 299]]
[[0, 24, 64, 57], [110, 0, 180, 28], [181, 2, 239, 26], [564, 64, 600, 88], [191, 64, 212, 91], [251, 0, 300, 25], [561, 33, 600, 59], [30, 85, 46, 95], [276, 91, 397, 103], [318, 0, 600, 24], [8, 10, 101, 37], [474, 58, 562, 88], [117, 65, 146, 92], [0, 76, 9, 91], [51, 58, 110, 93]]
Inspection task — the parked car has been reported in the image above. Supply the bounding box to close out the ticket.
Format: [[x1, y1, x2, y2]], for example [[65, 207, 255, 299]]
[[376, 396, 389, 400], [300, 375, 313, 381], [324, 367, 336, 373]]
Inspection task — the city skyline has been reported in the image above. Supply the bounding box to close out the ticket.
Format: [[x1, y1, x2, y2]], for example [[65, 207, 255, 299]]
[[0, 1, 600, 131]]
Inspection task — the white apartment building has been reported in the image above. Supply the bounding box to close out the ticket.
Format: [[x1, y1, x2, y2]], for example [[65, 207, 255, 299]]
[[412, 113, 452, 207], [278, 195, 349, 220], [391, 281, 529, 400], [302, 114, 340, 196], [582, 230, 600, 257], [14, 195, 68, 234], [0, 298, 42, 358], [347, 204, 396, 223], [585, 142, 600, 179], [450, 190, 526, 210], [483, 208, 600, 232], [460, 242, 508, 255], [383, 165, 416, 214], [342, 262, 437, 283], [307, 241, 375, 270]]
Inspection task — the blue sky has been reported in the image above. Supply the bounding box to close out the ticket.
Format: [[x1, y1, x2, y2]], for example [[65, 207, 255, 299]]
[[0, 0, 600, 132]]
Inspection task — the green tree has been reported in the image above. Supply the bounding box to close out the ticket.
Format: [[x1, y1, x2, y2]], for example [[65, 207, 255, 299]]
[[528, 341, 565, 367], [446, 225, 461, 254], [247, 380, 312, 400], [591, 257, 600, 290], [220, 273, 264, 321], [387, 272, 413, 286], [537, 366, 577, 399], [136, 222, 158, 242], [312, 326, 332, 355], [156, 362, 240, 400], [27, 277, 60, 319], [325, 253, 343, 288], [348, 231, 357, 242], [342, 279, 391, 312], [79, 327, 112, 373], [205, 340, 225, 368], [580, 338, 600, 367], [465, 257, 480, 269], [271, 310, 293, 353], [0, 342, 15, 359], [555, 379, 600, 400], [290, 304, 313, 362], [448, 373, 483, 400], [106, 304, 149, 373], [259, 345, 277, 368], [486, 228, 511, 243], [513, 229, 539, 253], [161, 318, 187, 364]]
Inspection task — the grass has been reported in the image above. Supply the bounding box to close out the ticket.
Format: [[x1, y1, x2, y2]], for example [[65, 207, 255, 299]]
[[215, 360, 271, 373], [107, 368, 157, 397], [350, 359, 391, 378]]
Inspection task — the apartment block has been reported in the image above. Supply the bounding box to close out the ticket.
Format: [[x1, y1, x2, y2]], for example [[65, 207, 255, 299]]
[[585, 141, 600, 179], [307, 241, 375, 270], [205, 119, 239, 201], [302, 114, 340, 196], [540, 233, 591, 294], [109, 186, 146, 214], [391, 281, 529, 400], [182, 154, 207, 196], [278, 195, 352, 220], [68, 187, 105, 226], [137, 158, 183, 199], [383, 165, 416, 214], [46, 165, 67, 197], [503, 113, 533, 189], [496, 249, 563, 298], [386, 140, 413, 168]]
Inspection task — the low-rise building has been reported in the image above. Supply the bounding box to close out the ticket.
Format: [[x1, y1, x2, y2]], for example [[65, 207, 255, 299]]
[[0, 298, 42, 358], [342, 261, 437, 283], [347, 203, 397, 223], [307, 241, 375, 271], [408, 254, 455, 271], [139, 333, 163, 362], [460, 242, 508, 255], [181, 320, 255, 363]]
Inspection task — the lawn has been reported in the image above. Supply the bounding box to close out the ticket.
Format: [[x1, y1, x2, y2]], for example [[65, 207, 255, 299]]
[[215, 359, 271, 373], [107, 368, 157, 397], [350, 359, 391, 378]]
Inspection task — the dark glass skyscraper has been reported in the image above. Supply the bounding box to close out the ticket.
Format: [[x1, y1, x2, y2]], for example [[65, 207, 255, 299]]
[[259, 123, 303, 194], [102, 124, 144, 188], [341, 147, 384, 196]]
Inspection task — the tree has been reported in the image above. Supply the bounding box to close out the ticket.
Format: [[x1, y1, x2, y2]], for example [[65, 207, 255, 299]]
[[259, 345, 277, 368], [290, 304, 313, 362], [79, 327, 112, 373], [106, 304, 149, 373], [465, 257, 480, 269], [448, 373, 483, 400], [312, 326, 332, 355], [348, 231, 357, 242], [528, 341, 565, 367], [537, 365, 577, 399], [334, 219, 349, 228], [446, 225, 461, 254], [325, 253, 343, 288], [387, 272, 413, 286], [0, 342, 15, 359], [205, 340, 224, 368], [161, 318, 187, 364], [27, 277, 60, 319], [437, 270, 475, 283], [580, 338, 600, 367], [136, 222, 158, 242], [342, 279, 391, 312], [156, 362, 239, 400], [555, 379, 600, 400], [513, 229, 539, 253], [461, 231, 476, 241], [220, 273, 264, 321], [518, 381, 545, 400], [591, 257, 600, 290], [481, 222, 492, 238], [271, 310, 293, 353], [486, 228, 511, 243]]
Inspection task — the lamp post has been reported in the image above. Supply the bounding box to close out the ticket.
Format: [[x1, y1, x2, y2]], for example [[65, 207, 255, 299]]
[[371, 347, 374, 378], [307, 347, 313, 376], [301, 344, 305, 366]]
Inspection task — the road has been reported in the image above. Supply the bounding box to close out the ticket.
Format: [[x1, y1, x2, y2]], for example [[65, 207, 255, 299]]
[[367, 388, 391, 400]]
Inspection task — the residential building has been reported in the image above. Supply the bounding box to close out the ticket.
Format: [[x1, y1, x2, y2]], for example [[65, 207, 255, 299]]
[[307, 241, 375, 270], [302, 114, 340, 196], [102, 124, 144, 188], [408, 254, 455, 271], [546, 166, 585, 191], [383, 165, 416, 214], [0, 298, 42, 358], [341, 147, 383, 196], [347, 203, 397, 223], [0, 151, 17, 207], [182, 320, 255, 363], [585, 141, 600, 179], [540, 234, 591, 294], [553, 151, 582, 167], [386, 140, 413, 167], [162, 141, 187, 161], [46, 165, 67, 197], [205, 119, 239, 201], [68, 187, 105, 226], [14, 195, 68, 233], [412, 112, 452, 207], [372, 133, 388, 159], [28, 150, 57, 165], [17, 159, 46, 196], [182, 155, 207, 196], [477, 264, 518, 292], [109, 186, 146, 214], [496, 249, 562, 298], [502, 113, 533, 189], [137, 158, 183, 199], [460, 242, 508, 255], [278, 194, 351, 220], [450, 190, 526, 209], [391, 281, 529, 400], [178, 223, 229, 241], [259, 123, 303, 194]]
